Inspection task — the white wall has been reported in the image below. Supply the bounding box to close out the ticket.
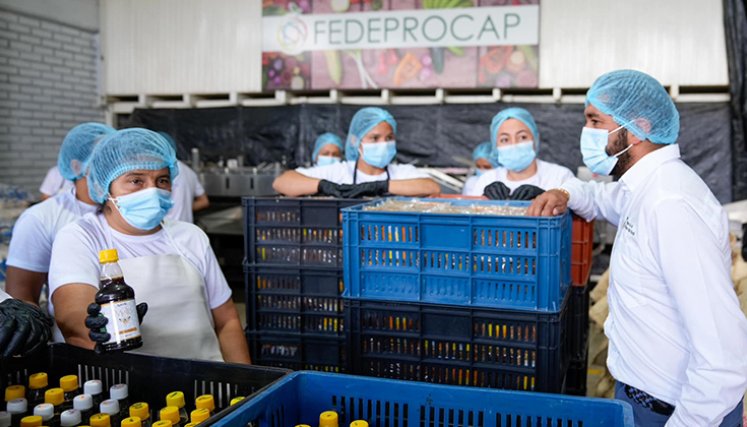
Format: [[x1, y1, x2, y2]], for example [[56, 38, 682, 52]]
[[101, 0, 729, 96]]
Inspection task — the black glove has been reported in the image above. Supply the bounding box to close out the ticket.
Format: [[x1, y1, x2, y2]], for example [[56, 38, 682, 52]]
[[483, 181, 511, 200], [340, 181, 389, 198], [317, 180, 351, 198], [0, 298, 53, 358], [85, 302, 147, 353], [510, 184, 546, 201]]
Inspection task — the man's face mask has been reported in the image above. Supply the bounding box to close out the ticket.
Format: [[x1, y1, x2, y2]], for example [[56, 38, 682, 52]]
[[361, 141, 396, 169], [109, 187, 173, 230], [496, 141, 536, 172], [580, 125, 632, 176]]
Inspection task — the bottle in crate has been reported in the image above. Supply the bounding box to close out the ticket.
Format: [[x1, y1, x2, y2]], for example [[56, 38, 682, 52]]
[[83, 380, 103, 409], [100, 399, 121, 427], [27, 373, 48, 408], [159, 406, 181, 427], [319, 411, 338, 427], [59, 376, 79, 411], [194, 395, 214, 416], [350, 421, 368, 427], [5, 385, 25, 403], [44, 388, 64, 425], [109, 385, 130, 421], [129, 403, 151, 427], [0, 411, 9, 427], [89, 413, 111, 427], [164, 392, 187, 426], [189, 409, 209, 425], [73, 394, 93, 423], [7, 398, 28, 426], [32, 403, 54, 427], [96, 249, 143, 352], [121, 416, 142, 427], [60, 409, 82, 427], [19, 415, 41, 427]]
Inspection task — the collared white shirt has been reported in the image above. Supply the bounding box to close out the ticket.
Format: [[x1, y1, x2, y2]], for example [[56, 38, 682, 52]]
[[466, 160, 574, 196], [563, 144, 747, 426]]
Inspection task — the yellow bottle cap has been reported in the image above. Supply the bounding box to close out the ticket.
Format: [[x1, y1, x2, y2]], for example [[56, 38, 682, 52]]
[[59, 375, 78, 392], [159, 406, 180, 425], [165, 392, 185, 409], [350, 421, 369, 427], [294, 425, 311, 427], [229, 396, 244, 406], [152, 421, 172, 427], [28, 373, 48, 390], [99, 249, 119, 264], [89, 413, 111, 427], [194, 395, 214, 412], [129, 402, 150, 420], [44, 388, 64, 406], [121, 416, 141, 427], [190, 408, 209, 424], [20, 415, 43, 427], [185, 424, 196, 427], [5, 385, 25, 401], [319, 411, 338, 427]]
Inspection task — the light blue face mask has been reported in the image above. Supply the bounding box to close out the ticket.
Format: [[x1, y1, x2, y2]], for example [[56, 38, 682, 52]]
[[475, 168, 488, 177], [496, 141, 536, 172], [109, 187, 174, 230], [315, 155, 341, 167], [361, 141, 396, 169], [580, 126, 632, 175]]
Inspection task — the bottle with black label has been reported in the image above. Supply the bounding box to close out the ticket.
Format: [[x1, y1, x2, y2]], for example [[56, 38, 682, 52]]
[[96, 249, 143, 351]]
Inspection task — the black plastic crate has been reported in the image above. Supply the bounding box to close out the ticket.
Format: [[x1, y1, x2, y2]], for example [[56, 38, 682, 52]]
[[243, 197, 362, 268], [565, 352, 589, 397], [246, 330, 347, 373], [0, 344, 288, 425], [344, 292, 571, 392], [570, 285, 590, 360], [244, 264, 344, 335]]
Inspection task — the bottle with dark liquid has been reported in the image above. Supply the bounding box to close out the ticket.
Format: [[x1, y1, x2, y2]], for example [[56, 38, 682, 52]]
[[96, 249, 142, 352]]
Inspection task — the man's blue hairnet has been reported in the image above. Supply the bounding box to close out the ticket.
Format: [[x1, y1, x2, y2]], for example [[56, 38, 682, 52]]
[[88, 128, 179, 204], [345, 107, 397, 161], [472, 141, 498, 167], [312, 133, 343, 161], [57, 122, 115, 181], [586, 70, 680, 144], [489, 107, 540, 154], [157, 131, 177, 151]]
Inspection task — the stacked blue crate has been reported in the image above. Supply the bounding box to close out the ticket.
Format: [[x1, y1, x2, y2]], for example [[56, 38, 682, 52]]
[[341, 198, 574, 392]]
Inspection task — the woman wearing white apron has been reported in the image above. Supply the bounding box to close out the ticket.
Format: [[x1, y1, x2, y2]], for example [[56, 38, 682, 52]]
[[48, 128, 250, 363]]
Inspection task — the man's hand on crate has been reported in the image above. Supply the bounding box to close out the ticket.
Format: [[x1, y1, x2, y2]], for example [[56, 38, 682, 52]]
[[0, 298, 53, 358], [527, 189, 570, 217], [483, 181, 511, 200], [85, 302, 148, 353], [510, 185, 545, 201], [317, 180, 350, 198]]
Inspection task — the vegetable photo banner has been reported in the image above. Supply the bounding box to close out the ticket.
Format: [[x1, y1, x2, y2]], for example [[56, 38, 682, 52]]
[[261, 0, 540, 90]]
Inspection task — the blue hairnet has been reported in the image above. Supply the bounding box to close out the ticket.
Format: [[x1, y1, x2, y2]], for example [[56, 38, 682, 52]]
[[88, 128, 179, 204], [57, 122, 115, 181], [157, 131, 177, 151], [489, 107, 540, 154], [586, 70, 679, 144], [472, 141, 498, 167], [312, 133, 343, 161], [345, 107, 398, 161]]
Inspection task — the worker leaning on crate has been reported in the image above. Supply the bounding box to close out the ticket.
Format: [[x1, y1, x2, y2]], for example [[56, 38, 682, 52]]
[[529, 70, 747, 427], [47, 128, 251, 364], [272, 107, 440, 198], [465, 107, 575, 201]]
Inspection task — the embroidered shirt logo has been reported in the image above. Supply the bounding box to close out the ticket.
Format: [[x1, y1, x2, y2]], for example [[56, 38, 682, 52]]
[[623, 217, 636, 237]]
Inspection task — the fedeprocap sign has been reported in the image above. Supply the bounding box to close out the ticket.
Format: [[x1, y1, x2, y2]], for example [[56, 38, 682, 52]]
[[260, 2, 540, 91], [263, 6, 539, 54]]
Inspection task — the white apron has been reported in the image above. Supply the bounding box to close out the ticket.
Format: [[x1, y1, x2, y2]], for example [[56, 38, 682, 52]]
[[104, 222, 224, 361]]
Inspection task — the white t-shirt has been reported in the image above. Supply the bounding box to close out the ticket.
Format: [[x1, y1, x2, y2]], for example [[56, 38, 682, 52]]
[[462, 175, 481, 196], [167, 160, 206, 223], [7, 188, 98, 272], [39, 166, 73, 197], [48, 213, 231, 318], [296, 160, 428, 184], [467, 160, 575, 196]]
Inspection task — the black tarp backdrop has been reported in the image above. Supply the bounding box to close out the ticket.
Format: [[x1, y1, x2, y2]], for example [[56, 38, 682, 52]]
[[125, 102, 733, 203], [724, 0, 747, 200]]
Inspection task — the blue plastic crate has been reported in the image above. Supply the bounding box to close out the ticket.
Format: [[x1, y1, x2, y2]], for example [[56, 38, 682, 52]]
[[342, 198, 572, 311], [212, 371, 633, 427]]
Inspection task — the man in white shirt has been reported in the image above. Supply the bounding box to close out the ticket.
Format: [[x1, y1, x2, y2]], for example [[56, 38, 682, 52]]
[[6, 122, 115, 305], [273, 107, 440, 198], [158, 132, 209, 223], [529, 70, 747, 426]]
